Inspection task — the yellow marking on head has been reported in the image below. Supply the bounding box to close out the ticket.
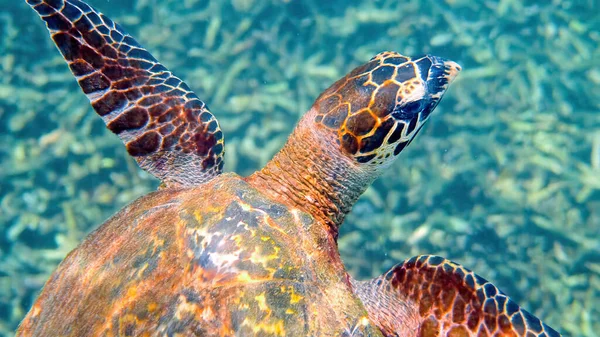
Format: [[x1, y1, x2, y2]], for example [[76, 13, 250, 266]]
[[285, 308, 297, 314], [260, 236, 271, 241]]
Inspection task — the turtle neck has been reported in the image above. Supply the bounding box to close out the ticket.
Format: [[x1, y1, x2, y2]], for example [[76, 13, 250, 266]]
[[246, 111, 376, 241]]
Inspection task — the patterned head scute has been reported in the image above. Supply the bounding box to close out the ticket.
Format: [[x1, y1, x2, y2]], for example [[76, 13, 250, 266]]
[[313, 51, 460, 165]]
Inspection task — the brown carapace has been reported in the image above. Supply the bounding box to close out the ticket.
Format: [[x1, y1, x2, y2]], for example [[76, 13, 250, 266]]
[[19, 0, 561, 336]]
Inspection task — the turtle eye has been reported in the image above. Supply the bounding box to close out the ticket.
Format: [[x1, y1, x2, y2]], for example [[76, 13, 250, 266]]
[[311, 51, 460, 167], [392, 99, 425, 120]]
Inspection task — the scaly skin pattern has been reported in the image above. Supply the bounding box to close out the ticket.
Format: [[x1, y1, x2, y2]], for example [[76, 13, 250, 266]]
[[17, 174, 382, 337], [26, 0, 224, 186], [352, 256, 561, 337], [313, 52, 460, 165]]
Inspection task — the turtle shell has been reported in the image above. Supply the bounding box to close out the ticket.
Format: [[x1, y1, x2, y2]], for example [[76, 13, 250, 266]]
[[18, 173, 381, 336]]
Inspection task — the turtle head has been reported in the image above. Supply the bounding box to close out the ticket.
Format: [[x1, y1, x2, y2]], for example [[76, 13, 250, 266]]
[[311, 51, 460, 169], [250, 51, 460, 237]]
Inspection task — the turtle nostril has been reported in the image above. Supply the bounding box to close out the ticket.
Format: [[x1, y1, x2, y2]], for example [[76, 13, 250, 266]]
[[422, 58, 461, 99], [424, 55, 461, 83], [443, 61, 461, 83]]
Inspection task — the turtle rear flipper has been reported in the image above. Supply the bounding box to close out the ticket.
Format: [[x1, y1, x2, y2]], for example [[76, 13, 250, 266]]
[[27, 0, 224, 187], [352, 255, 561, 337]]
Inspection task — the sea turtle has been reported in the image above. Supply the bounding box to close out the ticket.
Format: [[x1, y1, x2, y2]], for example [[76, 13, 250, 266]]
[[18, 0, 560, 336]]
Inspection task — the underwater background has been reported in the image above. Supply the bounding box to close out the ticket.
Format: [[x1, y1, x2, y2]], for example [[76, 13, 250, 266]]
[[0, 0, 598, 335]]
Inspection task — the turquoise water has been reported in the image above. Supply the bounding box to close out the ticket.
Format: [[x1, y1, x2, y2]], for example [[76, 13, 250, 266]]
[[1, 0, 598, 335]]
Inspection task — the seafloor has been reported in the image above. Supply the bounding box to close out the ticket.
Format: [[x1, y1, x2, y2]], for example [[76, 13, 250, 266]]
[[0, 0, 598, 336]]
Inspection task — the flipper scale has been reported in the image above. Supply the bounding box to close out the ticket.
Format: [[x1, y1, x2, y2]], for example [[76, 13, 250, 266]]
[[27, 0, 224, 187], [353, 255, 561, 337]]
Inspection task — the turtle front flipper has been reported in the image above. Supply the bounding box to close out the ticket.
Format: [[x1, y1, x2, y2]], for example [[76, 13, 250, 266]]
[[27, 0, 224, 187], [351, 255, 561, 337]]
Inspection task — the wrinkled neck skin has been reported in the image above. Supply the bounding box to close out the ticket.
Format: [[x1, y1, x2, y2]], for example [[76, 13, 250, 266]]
[[247, 108, 377, 242]]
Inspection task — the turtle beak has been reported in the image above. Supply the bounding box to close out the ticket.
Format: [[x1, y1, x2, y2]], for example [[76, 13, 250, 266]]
[[424, 55, 461, 100], [444, 60, 461, 82], [436, 58, 461, 82], [406, 55, 460, 123]]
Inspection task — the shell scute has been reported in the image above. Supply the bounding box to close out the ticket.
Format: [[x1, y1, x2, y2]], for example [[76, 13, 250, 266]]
[[16, 174, 381, 336]]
